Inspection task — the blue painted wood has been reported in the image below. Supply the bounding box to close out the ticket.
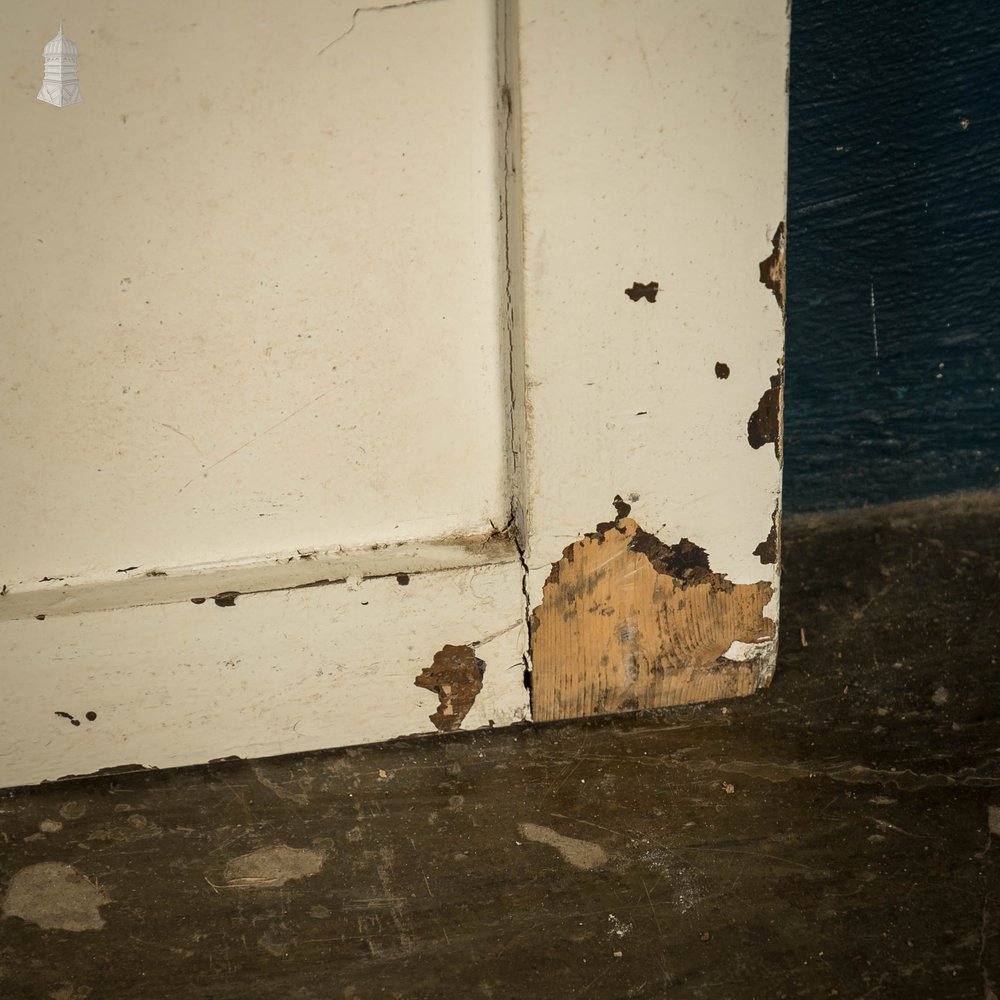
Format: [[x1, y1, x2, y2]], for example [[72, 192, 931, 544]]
[[785, 0, 1000, 513]]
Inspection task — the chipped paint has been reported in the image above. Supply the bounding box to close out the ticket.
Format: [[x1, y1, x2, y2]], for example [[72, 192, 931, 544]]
[[0, 0, 786, 784], [414, 644, 486, 733], [517, 1, 787, 722], [3, 562, 528, 787], [530, 504, 775, 722], [754, 506, 779, 565], [748, 368, 783, 458], [759, 221, 786, 311], [624, 281, 659, 303]]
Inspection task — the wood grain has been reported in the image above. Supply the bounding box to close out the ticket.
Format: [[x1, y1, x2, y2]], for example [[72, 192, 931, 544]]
[[531, 516, 775, 721]]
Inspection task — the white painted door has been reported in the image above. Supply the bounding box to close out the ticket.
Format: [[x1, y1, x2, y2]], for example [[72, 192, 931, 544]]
[[1, 0, 788, 787]]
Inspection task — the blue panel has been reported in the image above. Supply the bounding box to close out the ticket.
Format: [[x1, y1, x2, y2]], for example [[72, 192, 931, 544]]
[[785, 0, 1000, 513]]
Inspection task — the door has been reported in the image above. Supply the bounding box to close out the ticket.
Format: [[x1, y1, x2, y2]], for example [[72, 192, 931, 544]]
[[0, 0, 788, 787]]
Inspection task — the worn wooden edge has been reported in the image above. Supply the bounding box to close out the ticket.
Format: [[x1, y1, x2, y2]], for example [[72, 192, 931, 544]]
[[0, 531, 518, 622]]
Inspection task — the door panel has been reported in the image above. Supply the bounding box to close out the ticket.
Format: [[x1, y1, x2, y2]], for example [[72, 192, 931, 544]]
[[0, 0, 788, 787], [1, 0, 509, 583]]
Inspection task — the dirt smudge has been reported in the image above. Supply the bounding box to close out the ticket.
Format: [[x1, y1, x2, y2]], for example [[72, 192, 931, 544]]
[[518, 823, 608, 871], [2, 862, 109, 930]]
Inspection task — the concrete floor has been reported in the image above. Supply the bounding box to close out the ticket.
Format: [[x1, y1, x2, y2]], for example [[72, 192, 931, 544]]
[[1, 492, 998, 999]]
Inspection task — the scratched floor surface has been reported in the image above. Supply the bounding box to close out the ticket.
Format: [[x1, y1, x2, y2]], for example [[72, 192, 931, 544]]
[[1, 491, 999, 999]]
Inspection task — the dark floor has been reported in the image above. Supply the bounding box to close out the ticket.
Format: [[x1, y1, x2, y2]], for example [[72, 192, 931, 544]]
[[2, 492, 999, 999]]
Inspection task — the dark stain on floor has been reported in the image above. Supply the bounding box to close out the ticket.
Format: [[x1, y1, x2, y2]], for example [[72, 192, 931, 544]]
[[1, 492, 998, 998]]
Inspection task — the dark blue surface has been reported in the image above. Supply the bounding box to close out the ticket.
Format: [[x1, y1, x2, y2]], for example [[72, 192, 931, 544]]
[[785, 0, 1000, 513]]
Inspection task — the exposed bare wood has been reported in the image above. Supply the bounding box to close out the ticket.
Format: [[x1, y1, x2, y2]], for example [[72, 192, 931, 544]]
[[414, 644, 486, 732], [531, 515, 775, 722]]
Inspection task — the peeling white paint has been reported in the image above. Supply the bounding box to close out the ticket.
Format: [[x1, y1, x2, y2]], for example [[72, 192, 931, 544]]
[[0, 563, 528, 788], [0, 0, 787, 785], [518, 0, 788, 685]]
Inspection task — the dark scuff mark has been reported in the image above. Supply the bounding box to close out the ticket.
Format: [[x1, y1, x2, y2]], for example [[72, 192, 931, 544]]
[[1, 584, 6, 596], [484, 520, 511, 546], [116, 566, 139, 574], [213, 591, 239, 608], [415, 644, 486, 733], [747, 369, 783, 458], [754, 506, 779, 565], [190, 597, 207, 605], [396, 573, 410, 586], [715, 362, 730, 379], [625, 281, 659, 303], [55, 763, 153, 782], [54, 712, 81, 727], [39, 576, 66, 583], [145, 570, 167, 577], [35, 615, 46, 621], [759, 221, 786, 312]]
